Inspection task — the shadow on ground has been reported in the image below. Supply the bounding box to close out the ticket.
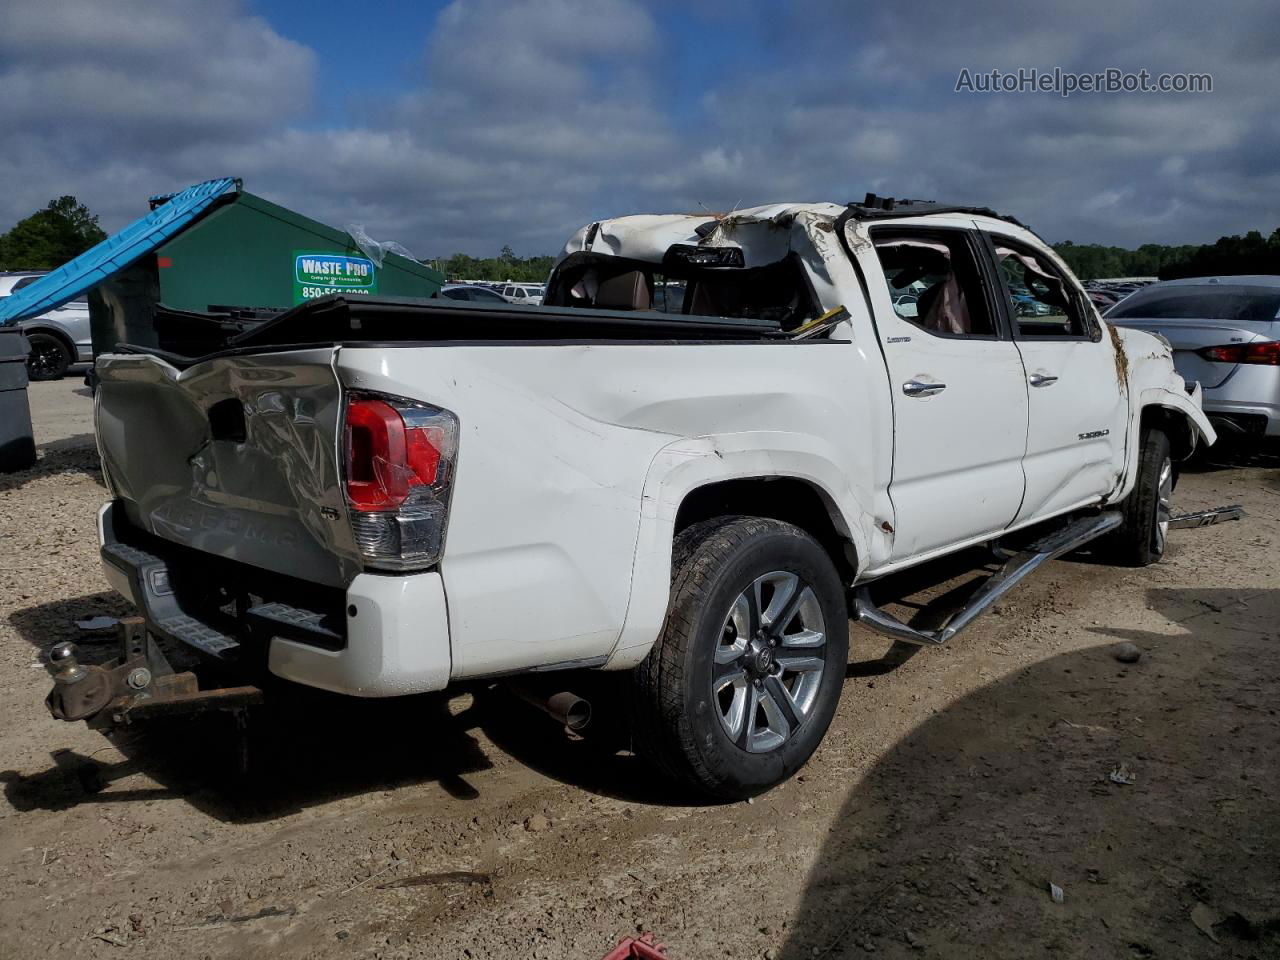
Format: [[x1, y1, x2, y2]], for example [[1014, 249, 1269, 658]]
[[4, 591, 694, 822], [1183, 437, 1280, 472], [778, 587, 1280, 959], [1, 542, 1027, 826], [0, 433, 101, 491]]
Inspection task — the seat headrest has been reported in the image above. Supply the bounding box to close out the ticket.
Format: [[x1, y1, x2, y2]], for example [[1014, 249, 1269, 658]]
[[595, 271, 651, 311]]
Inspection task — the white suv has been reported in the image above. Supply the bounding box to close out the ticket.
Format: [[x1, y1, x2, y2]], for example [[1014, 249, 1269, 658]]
[[0, 271, 92, 380], [501, 283, 544, 305]]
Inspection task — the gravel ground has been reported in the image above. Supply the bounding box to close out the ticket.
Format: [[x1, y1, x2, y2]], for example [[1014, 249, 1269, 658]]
[[1, 378, 1277, 959]]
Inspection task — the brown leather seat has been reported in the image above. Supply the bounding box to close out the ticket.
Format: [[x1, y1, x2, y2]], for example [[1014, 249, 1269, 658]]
[[595, 271, 651, 310]]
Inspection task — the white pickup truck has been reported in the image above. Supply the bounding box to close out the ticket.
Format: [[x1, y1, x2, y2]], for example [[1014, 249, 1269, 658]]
[[63, 197, 1218, 798]]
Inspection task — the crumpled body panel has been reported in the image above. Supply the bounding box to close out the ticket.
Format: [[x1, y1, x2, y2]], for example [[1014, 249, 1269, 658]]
[[95, 348, 361, 587]]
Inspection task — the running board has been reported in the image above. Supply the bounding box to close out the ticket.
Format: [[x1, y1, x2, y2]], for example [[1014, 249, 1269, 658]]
[[852, 512, 1123, 647], [1168, 504, 1244, 530]]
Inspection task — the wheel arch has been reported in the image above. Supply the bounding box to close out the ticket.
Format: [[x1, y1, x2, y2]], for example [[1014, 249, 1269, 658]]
[[604, 434, 872, 670], [1141, 403, 1199, 461], [674, 475, 858, 585], [19, 322, 75, 357], [1111, 386, 1216, 504]]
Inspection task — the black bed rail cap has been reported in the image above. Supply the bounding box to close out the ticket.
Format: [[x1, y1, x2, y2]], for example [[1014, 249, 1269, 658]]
[[845, 193, 1029, 230]]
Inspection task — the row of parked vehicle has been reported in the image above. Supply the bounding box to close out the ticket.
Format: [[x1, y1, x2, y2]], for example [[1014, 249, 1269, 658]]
[[439, 281, 546, 305]]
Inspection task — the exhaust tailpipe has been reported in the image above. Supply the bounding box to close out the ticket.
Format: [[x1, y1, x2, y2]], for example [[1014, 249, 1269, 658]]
[[506, 681, 592, 732]]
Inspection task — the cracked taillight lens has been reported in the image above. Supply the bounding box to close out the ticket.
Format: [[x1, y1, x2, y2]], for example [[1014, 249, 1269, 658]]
[[343, 392, 458, 570]]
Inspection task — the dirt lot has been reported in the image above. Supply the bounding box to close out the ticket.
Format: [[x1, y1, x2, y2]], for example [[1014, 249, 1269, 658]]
[[1, 378, 1277, 959]]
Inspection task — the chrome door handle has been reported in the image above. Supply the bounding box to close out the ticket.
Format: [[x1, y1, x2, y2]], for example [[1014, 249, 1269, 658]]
[[902, 380, 947, 397], [1028, 373, 1059, 387]]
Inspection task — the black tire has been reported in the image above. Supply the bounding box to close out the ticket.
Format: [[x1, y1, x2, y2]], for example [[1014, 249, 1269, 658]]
[[25, 332, 72, 381], [630, 516, 849, 800], [1103, 426, 1172, 567]]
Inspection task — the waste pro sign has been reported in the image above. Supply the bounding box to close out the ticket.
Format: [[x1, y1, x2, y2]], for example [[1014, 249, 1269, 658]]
[[293, 251, 378, 303]]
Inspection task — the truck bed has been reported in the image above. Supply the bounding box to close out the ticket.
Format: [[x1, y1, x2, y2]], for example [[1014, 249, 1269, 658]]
[[128, 295, 788, 368]]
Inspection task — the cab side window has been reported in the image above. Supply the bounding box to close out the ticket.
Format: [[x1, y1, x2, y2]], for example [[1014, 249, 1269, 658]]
[[872, 232, 996, 338], [994, 243, 1093, 339]]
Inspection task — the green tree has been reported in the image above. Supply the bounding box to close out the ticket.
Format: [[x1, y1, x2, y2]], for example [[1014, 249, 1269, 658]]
[[0, 196, 107, 270], [440, 248, 555, 283]]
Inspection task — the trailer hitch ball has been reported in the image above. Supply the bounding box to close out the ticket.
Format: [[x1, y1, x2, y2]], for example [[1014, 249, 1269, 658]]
[[50, 642, 85, 681], [46, 641, 113, 722]]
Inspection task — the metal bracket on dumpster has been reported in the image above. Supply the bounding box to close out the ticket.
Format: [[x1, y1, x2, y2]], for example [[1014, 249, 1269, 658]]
[[1168, 504, 1245, 530], [46, 616, 262, 731]]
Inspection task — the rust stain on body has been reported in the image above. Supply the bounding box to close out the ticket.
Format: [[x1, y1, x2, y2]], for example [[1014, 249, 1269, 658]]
[[1108, 323, 1129, 391]]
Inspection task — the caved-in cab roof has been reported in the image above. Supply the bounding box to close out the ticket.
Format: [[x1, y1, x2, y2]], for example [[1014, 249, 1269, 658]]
[[556, 203, 848, 269], [556, 200, 1045, 270]]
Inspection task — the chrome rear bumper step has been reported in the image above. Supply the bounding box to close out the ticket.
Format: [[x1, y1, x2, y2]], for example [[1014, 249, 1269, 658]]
[[852, 512, 1123, 647], [1168, 504, 1244, 530]]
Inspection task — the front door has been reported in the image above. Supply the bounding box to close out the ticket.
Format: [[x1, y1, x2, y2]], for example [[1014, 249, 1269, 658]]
[[857, 226, 1029, 561], [981, 231, 1128, 522]]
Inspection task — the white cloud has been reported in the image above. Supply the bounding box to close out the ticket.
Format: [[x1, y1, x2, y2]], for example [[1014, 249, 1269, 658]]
[[1, 0, 1278, 255]]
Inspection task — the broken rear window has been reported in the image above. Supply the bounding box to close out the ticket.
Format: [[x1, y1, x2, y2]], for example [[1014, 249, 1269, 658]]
[[547, 256, 819, 332]]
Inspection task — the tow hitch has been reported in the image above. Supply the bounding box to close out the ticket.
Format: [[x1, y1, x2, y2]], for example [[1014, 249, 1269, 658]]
[[46, 616, 262, 732]]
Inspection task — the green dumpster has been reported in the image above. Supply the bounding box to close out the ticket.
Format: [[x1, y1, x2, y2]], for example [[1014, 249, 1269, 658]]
[[88, 181, 443, 356]]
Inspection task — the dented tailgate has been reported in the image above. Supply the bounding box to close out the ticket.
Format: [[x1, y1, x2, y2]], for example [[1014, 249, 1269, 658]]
[[95, 349, 362, 587]]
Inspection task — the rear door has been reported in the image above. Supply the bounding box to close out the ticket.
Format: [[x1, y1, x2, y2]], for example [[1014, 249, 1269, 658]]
[[858, 226, 1029, 560], [980, 232, 1127, 523]]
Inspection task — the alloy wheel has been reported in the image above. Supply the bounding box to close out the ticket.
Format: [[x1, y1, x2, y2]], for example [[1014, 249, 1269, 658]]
[[711, 570, 827, 753]]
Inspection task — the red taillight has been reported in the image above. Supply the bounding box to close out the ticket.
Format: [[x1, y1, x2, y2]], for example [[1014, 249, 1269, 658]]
[[344, 396, 451, 511], [1198, 341, 1280, 365], [343, 392, 458, 571]]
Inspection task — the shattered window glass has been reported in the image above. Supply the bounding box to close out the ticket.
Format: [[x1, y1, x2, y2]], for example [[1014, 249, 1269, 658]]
[[872, 234, 994, 337], [996, 246, 1090, 338]]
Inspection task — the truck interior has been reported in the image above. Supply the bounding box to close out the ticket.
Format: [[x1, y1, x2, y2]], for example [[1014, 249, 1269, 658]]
[[544, 252, 822, 333]]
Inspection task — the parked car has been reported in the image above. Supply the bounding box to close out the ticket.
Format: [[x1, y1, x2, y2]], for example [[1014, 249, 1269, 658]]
[[63, 199, 1213, 800], [0, 271, 92, 379], [501, 283, 544, 305], [439, 284, 511, 303], [1106, 276, 1280, 439]]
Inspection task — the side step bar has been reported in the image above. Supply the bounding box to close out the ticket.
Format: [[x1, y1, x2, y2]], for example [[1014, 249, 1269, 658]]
[[852, 512, 1123, 647], [1168, 504, 1244, 530]]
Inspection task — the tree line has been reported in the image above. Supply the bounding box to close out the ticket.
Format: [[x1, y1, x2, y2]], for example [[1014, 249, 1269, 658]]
[[5, 195, 1280, 286], [1053, 229, 1280, 280], [431, 246, 556, 283]]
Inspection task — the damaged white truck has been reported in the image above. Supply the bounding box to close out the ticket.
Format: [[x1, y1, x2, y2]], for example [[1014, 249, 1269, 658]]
[[48, 196, 1233, 799]]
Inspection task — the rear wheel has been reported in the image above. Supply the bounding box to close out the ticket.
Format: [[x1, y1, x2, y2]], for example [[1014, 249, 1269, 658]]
[[1103, 426, 1172, 566], [25, 332, 72, 381], [630, 517, 848, 800]]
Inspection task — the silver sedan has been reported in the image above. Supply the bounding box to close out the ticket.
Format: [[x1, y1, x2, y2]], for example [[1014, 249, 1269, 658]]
[[1106, 276, 1280, 439]]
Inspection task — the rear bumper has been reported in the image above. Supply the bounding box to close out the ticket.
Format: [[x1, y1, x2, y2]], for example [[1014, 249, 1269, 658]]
[[97, 502, 451, 697], [268, 572, 450, 696], [1203, 366, 1280, 437]]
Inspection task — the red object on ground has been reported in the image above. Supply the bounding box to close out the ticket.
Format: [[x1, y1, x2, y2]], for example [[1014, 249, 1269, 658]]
[[600, 932, 669, 959]]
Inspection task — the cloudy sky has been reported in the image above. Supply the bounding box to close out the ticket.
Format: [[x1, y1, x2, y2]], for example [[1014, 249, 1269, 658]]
[[1, 0, 1277, 257]]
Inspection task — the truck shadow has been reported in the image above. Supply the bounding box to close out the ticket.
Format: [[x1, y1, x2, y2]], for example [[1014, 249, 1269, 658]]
[[4, 595, 690, 820], [774, 586, 1280, 959]]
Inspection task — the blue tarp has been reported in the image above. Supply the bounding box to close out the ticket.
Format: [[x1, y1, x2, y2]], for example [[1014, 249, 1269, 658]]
[[0, 177, 239, 326]]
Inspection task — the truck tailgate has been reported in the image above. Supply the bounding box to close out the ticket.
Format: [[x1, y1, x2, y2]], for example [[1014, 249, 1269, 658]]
[[95, 349, 362, 587]]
